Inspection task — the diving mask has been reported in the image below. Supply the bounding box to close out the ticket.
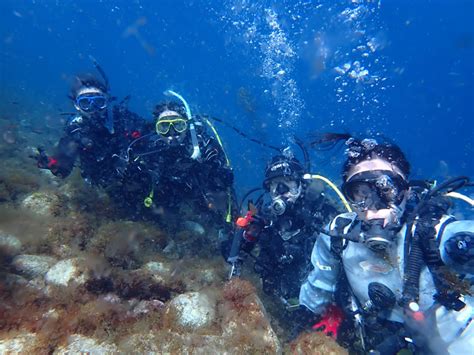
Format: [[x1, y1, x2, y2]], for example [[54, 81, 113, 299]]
[[75, 93, 107, 112], [343, 170, 408, 211], [268, 179, 302, 216], [155, 116, 188, 135], [269, 180, 301, 199]]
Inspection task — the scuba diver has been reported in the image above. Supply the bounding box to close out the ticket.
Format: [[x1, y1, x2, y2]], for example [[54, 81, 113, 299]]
[[224, 149, 346, 332], [34, 61, 146, 190], [299, 134, 474, 354], [118, 90, 235, 230]]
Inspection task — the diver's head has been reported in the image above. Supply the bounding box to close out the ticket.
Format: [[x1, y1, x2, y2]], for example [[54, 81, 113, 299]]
[[342, 139, 410, 250], [153, 101, 188, 146], [264, 155, 304, 215], [71, 74, 108, 116]]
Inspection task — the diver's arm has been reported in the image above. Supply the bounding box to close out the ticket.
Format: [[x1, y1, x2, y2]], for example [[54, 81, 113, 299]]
[[49, 135, 80, 178], [36, 130, 78, 178], [299, 233, 340, 314], [439, 220, 474, 275]]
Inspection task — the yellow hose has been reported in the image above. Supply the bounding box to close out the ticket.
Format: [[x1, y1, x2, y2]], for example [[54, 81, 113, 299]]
[[204, 118, 233, 223], [303, 173, 353, 213]]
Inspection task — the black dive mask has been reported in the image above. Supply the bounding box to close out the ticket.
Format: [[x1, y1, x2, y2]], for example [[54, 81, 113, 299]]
[[268, 180, 302, 216], [343, 170, 408, 211], [75, 93, 107, 113]]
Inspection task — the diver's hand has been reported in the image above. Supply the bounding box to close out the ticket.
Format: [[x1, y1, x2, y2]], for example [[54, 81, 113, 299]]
[[236, 212, 265, 242], [112, 155, 129, 177], [32, 147, 57, 170]]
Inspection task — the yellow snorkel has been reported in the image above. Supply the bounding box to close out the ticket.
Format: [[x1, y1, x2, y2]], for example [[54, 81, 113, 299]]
[[164, 90, 201, 160]]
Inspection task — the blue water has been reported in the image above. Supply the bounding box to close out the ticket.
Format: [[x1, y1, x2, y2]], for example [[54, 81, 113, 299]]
[[1, 0, 473, 192]]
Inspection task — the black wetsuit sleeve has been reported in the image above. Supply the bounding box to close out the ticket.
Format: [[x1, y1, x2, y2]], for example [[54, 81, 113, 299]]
[[48, 132, 80, 178]]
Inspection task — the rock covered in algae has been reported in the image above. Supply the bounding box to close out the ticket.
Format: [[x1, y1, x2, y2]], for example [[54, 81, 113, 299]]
[[165, 291, 217, 330], [121, 282, 281, 353], [221, 279, 282, 354], [289, 331, 348, 355], [21, 191, 59, 216], [45, 258, 89, 287], [12, 254, 57, 279]]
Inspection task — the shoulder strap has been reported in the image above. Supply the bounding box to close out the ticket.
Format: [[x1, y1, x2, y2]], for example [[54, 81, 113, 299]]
[[329, 214, 357, 258]]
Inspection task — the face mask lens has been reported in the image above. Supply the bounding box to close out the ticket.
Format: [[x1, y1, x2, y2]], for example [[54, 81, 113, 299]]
[[77, 97, 92, 111], [156, 121, 172, 135], [276, 182, 290, 195], [347, 181, 380, 209], [345, 172, 408, 210], [92, 96, 107, 109], [172, 119, 188, 133]]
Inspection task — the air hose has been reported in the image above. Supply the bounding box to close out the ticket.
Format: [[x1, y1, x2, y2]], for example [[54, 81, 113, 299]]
[[303, 174, 352, 213], [204, 115, 282, 152], [401, 230, 424, 306], [203, 117, 233, 223]]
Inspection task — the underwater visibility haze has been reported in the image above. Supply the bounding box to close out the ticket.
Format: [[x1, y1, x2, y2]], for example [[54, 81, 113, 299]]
[[0, 0, 473, 353]]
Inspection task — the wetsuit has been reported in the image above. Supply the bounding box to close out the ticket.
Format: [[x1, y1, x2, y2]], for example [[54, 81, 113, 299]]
[[46, 105, 146, 187], [240, 189, 340, 302], [125, 120, 235, 225]]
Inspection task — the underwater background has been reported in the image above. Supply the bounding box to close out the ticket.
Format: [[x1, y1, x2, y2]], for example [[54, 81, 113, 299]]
[[0, 0, 473, 353], [1, 0, 473, 188]]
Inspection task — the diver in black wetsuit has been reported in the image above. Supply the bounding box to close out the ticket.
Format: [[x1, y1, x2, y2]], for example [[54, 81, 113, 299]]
[[34, 72, 146, 189], [225, 153, 340, 307], [118, 95, 235, 228]]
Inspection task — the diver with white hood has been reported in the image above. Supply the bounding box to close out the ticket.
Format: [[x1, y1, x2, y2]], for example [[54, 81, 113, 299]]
[[299, 133, 474, 354]]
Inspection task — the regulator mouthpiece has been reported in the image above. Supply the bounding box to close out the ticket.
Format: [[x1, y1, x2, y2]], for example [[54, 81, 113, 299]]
[[270, 198, 286, 216]]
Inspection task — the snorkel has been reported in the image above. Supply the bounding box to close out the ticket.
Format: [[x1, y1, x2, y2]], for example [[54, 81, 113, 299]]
[[164, 90, 201, 160], [89, 55, 114, 133]]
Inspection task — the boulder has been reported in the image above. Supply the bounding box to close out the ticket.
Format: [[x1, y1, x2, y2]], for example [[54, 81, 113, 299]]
[[21, 191, 59, 216], [0, 231, 22, 256], [221, 279, 283, 353], [119, 331, 230, 354], [54, 334, 118, 354], [143, 260, 172, 283], [12, 254, 57, 278], [165, 292, 216, 330], [0, 332, 38, 353], [45, 258, 88, 287], [289, 331, 348, 355]]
